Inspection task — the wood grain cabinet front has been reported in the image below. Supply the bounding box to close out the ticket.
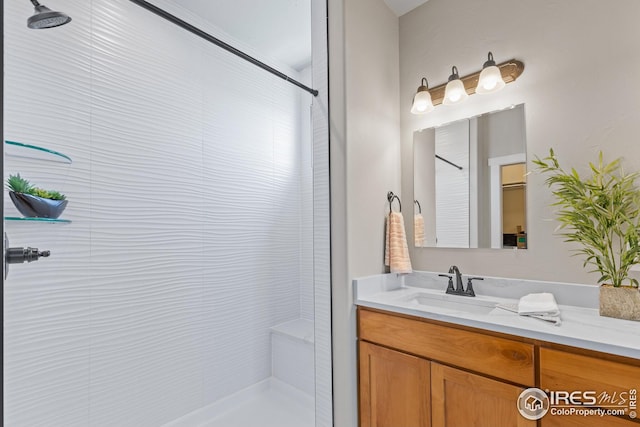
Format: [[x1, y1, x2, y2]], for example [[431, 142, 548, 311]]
[[431, 362, 535, 427], [358, 308, 535, 385], [359, 341, 431, 427], [357, 307, 640, 427], [540, 347, 640, 426], [358, 308, 535, 427]]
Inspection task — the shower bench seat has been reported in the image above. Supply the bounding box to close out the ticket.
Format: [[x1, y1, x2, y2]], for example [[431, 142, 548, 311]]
[[270, 318, 315, 397]]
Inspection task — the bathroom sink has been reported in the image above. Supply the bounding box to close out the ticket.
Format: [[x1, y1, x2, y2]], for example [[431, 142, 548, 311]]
[[396, 291, 497, 315]]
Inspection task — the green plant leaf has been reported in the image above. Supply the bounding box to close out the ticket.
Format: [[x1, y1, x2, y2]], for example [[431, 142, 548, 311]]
[[6, 173, 33, 194], [534, 149, 640, 288], [6, 174, 66, 201]]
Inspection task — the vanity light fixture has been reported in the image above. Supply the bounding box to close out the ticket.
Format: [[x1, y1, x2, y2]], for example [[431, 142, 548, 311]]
[[443, 66, 468, 105], [410, 78, 434, 114], [476, 52, 506, 94], [410, 55, 524, 114]]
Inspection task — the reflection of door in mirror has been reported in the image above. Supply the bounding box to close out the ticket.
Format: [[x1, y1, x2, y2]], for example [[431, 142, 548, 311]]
[[485, 105, 527, 249], [413, 104, 527, 249], [501, 163, 527, 249]]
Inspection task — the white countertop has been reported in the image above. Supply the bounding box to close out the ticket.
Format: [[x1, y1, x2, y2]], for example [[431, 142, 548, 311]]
[[354, 271, 640, 359]]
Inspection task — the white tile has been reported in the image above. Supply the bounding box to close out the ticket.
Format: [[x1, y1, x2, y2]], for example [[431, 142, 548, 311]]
[[4, 0, 328, 425], [272, 332, 315, 395]]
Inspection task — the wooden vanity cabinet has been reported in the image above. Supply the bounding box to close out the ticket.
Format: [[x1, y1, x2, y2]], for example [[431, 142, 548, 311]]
[[359, 341, 431, 427], [358, 308, 535, 427], [358, 307, 640, 427]]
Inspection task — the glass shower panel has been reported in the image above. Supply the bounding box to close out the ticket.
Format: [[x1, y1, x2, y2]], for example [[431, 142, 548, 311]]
[[3, 1, 329, 426]]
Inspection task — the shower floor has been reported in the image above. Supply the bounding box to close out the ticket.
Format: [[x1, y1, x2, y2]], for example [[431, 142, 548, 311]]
[[165, 378, 315, 427], [201, 379, 314, 427]]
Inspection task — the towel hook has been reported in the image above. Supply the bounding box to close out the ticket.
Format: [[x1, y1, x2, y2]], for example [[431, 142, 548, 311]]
[[414, 200, 422, 214], [387, 191, 402, 214]]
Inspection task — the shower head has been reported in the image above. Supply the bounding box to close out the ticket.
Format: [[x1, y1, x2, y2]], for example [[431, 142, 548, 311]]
[[27, 0, 72, 29]]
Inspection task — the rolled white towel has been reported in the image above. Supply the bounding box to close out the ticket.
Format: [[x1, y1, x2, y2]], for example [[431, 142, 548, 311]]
[[518, 293, 560, 316]]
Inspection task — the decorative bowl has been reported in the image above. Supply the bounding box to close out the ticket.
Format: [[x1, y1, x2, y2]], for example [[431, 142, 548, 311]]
[[9, 191, 68, 219]]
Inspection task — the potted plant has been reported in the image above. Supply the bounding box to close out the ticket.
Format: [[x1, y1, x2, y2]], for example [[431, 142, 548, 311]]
[[533, 149, 640, 321], [6, 173, 68, 219]]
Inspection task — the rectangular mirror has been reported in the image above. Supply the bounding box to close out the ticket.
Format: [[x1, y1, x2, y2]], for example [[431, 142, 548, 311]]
[[413, 104, 527, 249]]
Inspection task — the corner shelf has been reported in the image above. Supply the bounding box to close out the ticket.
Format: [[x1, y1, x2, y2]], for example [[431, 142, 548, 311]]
[[4, 140, 73, 224], [4, 217, 72, 224], [5, 140, 72, 164]]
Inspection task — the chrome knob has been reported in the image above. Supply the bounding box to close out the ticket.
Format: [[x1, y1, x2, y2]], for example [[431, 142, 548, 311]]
[[6, 247, 50, 264], [4, 233, 51, 279]]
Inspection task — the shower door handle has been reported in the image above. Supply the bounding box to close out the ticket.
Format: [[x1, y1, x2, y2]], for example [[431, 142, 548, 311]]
[[4, 233, 51, 279]]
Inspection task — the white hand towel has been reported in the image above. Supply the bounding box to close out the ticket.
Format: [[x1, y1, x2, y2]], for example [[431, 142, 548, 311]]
[[385, 212, 412, 274], [518, 293, 560, 316]]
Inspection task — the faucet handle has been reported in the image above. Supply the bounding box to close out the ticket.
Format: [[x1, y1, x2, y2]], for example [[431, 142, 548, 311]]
[[438, 274, 455, 293], [465, 277, 484, 297]]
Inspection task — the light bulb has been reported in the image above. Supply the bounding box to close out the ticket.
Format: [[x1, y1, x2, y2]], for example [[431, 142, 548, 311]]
[[410, 78, 434, 114], [443, 70, 468, 106], [476, 52, 506, 94]]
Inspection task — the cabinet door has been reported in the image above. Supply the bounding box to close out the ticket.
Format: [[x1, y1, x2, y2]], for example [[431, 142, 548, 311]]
[[540, 347, 639, 426], [359, 341, 431, 427], [431, 363, 535, 427]]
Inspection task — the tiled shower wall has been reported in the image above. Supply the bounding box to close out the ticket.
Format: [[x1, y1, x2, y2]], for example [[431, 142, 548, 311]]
[[3, 1, 319, 426]]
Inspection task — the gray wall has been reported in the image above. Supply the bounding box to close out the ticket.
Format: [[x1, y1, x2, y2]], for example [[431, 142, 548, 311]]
[[401, 0, 640, 284], [481, 104, 526, 159], [413, 129, 436, 246], [328, 0, 401, 426], [329, 0, 640, 426]]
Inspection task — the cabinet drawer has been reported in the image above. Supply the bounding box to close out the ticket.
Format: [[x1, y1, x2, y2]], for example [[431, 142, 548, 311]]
[[540, 347, 640, 395], [540, 347, 640, 423], [358, 308, 534, 385]]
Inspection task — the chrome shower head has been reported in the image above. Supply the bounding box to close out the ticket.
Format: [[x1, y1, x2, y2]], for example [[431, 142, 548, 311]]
[[27, 0, 71, 29]]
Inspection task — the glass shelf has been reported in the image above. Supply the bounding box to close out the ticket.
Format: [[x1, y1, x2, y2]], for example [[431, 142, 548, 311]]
[[4, 217, 72, 224], [5, 140, 73, 164]]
